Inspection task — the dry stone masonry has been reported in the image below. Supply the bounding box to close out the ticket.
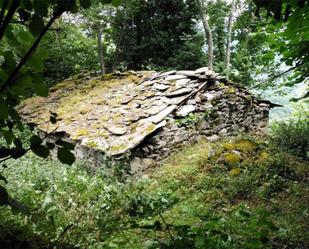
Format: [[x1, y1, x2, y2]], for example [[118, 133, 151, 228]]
[[18, 68, 279, 174]]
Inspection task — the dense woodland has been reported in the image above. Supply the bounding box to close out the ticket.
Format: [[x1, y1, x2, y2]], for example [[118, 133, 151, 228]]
[[0, 0, 308, 248]]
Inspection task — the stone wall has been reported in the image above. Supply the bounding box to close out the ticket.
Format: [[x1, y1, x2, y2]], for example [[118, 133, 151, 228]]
[[23, 69, 272, 176], [130, 81, 270, 174]]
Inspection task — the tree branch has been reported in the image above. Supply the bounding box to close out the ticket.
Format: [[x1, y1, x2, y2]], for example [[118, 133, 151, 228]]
[[159, 213, 175, 243], [250, 62, 305, 89], [0, 0, 19, 41], [0, 0, 9, 28], [0, 9, 63, 94], [0, 126, 58, 164]]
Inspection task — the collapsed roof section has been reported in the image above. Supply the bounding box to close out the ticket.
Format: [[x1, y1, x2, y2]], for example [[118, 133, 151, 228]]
[[18, 68, 276, 157]]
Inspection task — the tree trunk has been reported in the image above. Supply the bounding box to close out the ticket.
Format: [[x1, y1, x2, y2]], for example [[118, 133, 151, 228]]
[[97, 28, 105, 75], [225, 0, 236, 75], [112, 27, 124, 73], [196, 0, 214, 70]]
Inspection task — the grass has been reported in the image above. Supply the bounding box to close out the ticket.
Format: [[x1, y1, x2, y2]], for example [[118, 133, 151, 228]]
[[0, 136, 308, 248]]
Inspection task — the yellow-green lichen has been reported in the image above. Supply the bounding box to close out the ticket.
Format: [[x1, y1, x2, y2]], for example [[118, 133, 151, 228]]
[[223, 139, 256, 153], [72, 128, 89, 139], [229, 167, 241, 176], [87, 140, 98, 148], [110, 145, 127, 152], [223, 153, 241, 165], [227, 86, 236, 94], [256, 151, 270, 162], [145, 124, 156, 134]]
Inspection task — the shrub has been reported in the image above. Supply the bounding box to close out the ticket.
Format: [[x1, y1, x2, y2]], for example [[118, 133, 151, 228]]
[[270, 115, 309, 159]]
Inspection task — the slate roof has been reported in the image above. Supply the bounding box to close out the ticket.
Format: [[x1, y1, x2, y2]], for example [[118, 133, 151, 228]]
[[18, 68, 276, 157]]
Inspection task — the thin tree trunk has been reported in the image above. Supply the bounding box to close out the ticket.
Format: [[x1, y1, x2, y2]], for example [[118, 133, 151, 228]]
[[225, 0, 236, 74], [112, 27, 124, 72], [196, 0, 214, 70], [97, 28, 105, 75]]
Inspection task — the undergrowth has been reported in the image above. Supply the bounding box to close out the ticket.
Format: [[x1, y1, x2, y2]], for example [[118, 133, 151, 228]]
[[270, 114, 309, 159], [0, 136, 308, 248]]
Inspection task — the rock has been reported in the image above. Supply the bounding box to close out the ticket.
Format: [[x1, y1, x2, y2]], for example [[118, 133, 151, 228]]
[[159, 70, 176, 77], [103, 124, 127, 135], [165, 75, 188, 81], [154, 83, 169, 91], [201, 92, 217, 101], [218, 128, 228, 136], [175, 105, 196, 117], [186, 99, 196, 105], [177, 70, 196, 77], [146, 104, 168, 115], [81, 137, 110, 151], [130, 157, 142, 173], [205, 70, 216, 78], [194, 94, 202, 103], [175, 78, 191, 88], [206, 134, 220, 142], [150, 105, 176, 123], [222, 152, 241, 165], [166, 88, 193, 97], [195, 67, 209, 74], [18, 68, 273, 174]]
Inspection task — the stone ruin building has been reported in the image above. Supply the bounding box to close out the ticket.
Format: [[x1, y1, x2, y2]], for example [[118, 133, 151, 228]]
[[18, 67, 279, 174]]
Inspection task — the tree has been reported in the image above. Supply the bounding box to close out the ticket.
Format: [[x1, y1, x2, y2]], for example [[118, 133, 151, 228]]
[[225, 0, 236, 75], [112, 0, 205, 71], [40, 20, 99, 82], [251, 0, 309, 88], [81, 3, 118, 74], [0, 0, 118, 207], [196, 0, 214, 70]]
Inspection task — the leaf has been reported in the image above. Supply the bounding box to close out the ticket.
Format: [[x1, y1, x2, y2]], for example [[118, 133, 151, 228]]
[[32, 145, 50, 158], [33, 0, 48, 16], [13, 138, 22, 149], [57, 147, 75, 165], [79, 0, 91, 9], [29, 14, 45, 36], [50, 116, 57, 124], [34, 81, 48, 97], [0, 101, 9, 120], [46, 142, 55, 150], [111, 0, 121, 7], [0, 174, 7, 184], [2, 130, 14, 145], [11, 147, 27, 159], [57, 0, 77, 12], [56, 140, 75, 150], [28, 54, 44, 72], [0, 186, 8, 206], [0, 148, 11, 158], [30, 135, 42, 146], [18, 9, 31, 21]]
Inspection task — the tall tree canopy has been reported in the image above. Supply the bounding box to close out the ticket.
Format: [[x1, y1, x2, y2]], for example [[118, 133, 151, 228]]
[[112, 0, 205, 70]]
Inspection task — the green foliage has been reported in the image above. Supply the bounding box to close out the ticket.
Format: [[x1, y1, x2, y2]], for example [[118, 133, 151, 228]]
[[175, 113, 203, 127], [271, 114, 309, 159], [41, 23, 99, 83], [112, 0, 205, 71], [1, 137, 308, 248], [0, 0, 118, 209]]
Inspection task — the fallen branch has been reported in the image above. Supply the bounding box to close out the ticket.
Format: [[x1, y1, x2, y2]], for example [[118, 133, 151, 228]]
[[250, 62, 305, 89]]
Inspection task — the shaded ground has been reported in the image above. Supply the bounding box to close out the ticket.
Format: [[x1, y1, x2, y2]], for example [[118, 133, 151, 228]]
[[0, 136, 308, 248]]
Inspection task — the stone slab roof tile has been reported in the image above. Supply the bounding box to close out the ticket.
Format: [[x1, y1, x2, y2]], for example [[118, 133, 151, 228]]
[[18, 68, 279, 157]]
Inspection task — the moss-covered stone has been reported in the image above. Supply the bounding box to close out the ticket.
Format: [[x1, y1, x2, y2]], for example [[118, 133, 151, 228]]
[[223, 152, 241, 165], [223, 139, 256, 153], [229, 167, 241, 176], [72, 128, 89, 140]]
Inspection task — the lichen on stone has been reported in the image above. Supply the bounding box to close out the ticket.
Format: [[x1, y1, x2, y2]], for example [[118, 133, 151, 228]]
[[223, 139, 256, 153], [223, 152, 241, 165]]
